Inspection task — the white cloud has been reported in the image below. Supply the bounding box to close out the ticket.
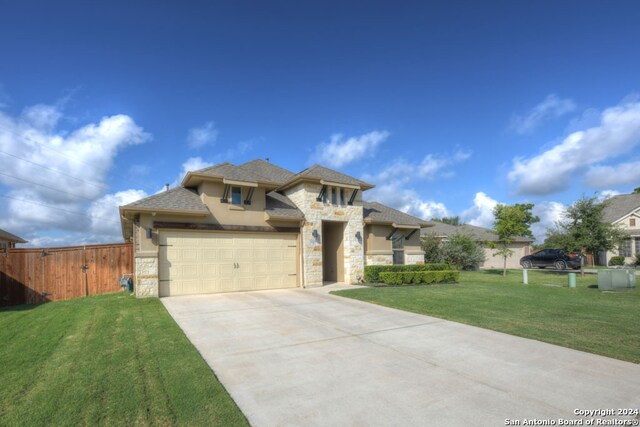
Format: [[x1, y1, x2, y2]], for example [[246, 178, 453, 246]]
[[508, 100, 640, 195], [598, 189, 621, 200], [361, 149, 472, 220], [187, 121, 218, 149], [461, 192, 499, 228], [0, 102, 150, 245], [88, 189, 148, 239], [366, 182, 450, 220], [531, 201, 566, 243], [510, 94, 576, 135], [586, 161, 640, 188], [313, 130, 390, 168], [172, 156, 211, 188]]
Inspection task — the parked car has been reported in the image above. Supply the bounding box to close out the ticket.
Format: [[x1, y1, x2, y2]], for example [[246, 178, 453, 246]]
[[520, 249, 582, 270]]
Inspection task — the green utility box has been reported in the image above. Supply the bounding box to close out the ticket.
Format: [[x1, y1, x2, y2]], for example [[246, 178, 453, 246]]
[[597, 269, 637, 291]]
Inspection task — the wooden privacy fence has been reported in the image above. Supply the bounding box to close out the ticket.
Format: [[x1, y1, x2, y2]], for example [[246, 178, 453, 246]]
[[0, 242, 133, 308]]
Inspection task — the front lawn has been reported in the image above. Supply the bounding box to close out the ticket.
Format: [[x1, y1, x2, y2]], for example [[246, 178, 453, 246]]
[[0, 293, 248, 426], [333, 269, 640, 363]]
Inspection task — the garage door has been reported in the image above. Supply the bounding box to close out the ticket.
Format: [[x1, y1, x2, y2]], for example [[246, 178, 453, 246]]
[[159, 231, 298, 297]]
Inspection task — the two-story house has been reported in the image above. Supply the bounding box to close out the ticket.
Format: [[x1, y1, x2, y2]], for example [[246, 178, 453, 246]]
[[602, 193, 640, 265], [120, 159, 431, 297]]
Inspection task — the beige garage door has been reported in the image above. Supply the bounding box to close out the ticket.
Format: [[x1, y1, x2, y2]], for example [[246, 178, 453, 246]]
[[159, 231, 298, 297]]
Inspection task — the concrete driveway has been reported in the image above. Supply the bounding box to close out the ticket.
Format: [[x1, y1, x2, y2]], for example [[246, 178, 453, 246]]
[[162, 287, 640, 427]]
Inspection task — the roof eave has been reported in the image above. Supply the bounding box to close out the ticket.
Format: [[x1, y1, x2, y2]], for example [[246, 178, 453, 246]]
[[120, 206, 209, 217]]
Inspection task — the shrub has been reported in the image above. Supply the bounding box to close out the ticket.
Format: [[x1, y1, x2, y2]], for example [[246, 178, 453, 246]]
[[635, 253, 640, 266], [440, 232, 486, 271], [379, 270, 459, 285], [364, 263, 450, 283], [609, 255, 625, 266], [421, 233, 444, 263]]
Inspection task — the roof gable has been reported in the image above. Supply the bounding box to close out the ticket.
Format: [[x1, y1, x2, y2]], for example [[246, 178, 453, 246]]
[[280, 164, 374, 190], [602, 193, 640, 223]]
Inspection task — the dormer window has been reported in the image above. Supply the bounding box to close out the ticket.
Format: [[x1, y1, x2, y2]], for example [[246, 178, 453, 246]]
[[231, 186, 242, 205]]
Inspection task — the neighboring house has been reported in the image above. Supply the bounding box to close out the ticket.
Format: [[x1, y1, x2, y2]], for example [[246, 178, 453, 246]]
[[0, 228, 27, 249], [421, 222, 533, 269], [602, 193, 640, 265], [120, 159, 431, 297]]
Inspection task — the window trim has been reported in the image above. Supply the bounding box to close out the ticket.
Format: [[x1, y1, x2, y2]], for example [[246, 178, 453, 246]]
[[619, 238, 632, 258], [630, 218, 636, 227]]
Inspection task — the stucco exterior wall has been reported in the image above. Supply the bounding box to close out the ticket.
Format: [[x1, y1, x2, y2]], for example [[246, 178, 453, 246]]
[[198, 181, 274, 227], [604, 211, 640, 265], [364, 224, 424, 265], [482, 243, 529, 269], [285, 182, 364, 286]]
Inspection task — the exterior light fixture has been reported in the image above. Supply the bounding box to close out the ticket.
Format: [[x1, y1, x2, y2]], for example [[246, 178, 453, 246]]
[[355, 231, 361, 239]]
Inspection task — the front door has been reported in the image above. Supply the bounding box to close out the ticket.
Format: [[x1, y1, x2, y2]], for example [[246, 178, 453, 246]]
[[322, 221, 345, 282]]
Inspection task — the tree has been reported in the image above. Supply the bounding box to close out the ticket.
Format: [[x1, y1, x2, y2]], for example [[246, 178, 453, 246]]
[[634, 187, 640, 194], [541, 227, 579, 253], [421, 233, 444, 263], [432, 216, 462, 226], [440, 232, 486, 270], [490, 203, 540, 276], [556, 196, 626, 275]]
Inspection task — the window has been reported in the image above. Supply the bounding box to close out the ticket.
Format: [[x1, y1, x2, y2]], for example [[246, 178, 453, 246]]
[[339, 188, 345, 205], [636, 237, 640, 255], [392, 234, 405, 265], [331, 187, 337, 205], [231, 186, 242, 206], [619, 239, 632, 257], [631, 218, 636, 227], [0, 242, 7, 249]]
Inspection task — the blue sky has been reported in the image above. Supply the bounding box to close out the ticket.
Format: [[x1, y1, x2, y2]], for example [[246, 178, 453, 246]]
[[1, 0, 640, 246]]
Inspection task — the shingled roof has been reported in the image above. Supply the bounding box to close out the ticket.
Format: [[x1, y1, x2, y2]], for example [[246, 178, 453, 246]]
[[422, 221, 533, 242], [602, 193, 640, 223], [240, 159, 295, 184], [363, 201, 431, 227], [280, 164, 374, 190], [0, 228, 27, 243], [122, 187, 209, 213], [265, 191, 304, 219], [191, 159, 295, 185]]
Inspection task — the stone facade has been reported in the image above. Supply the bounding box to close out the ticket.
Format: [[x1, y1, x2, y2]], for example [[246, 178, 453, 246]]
[[366, 253, 393, 265], [135, 256, 159, 297], [405, 253, 425, 265], [285, 182, 364, 286]]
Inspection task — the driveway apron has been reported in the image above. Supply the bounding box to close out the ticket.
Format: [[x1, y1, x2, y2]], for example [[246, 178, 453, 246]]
[[162, 288, 640, 427]]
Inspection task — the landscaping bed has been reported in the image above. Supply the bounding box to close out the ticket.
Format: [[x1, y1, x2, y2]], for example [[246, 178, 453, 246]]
[[0, 293, 248, 426], [333, 269, 640, 363]]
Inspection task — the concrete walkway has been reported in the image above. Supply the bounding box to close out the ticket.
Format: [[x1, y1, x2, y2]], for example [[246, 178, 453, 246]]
[[162, 288, 640, 427]]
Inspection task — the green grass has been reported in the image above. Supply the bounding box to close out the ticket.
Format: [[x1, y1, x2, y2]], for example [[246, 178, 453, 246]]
[[333, 269, 640, 363], [0, 293, 248, 427]]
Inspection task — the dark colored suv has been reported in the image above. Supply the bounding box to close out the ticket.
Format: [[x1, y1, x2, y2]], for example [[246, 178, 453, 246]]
[[520, 249, 582, 270]]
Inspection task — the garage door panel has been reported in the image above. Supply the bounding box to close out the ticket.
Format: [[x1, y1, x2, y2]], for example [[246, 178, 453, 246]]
[[159, 231, 297, 296]]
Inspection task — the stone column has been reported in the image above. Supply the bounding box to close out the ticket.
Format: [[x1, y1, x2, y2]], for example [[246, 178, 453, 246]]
[[134, 255, 159, 297]]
